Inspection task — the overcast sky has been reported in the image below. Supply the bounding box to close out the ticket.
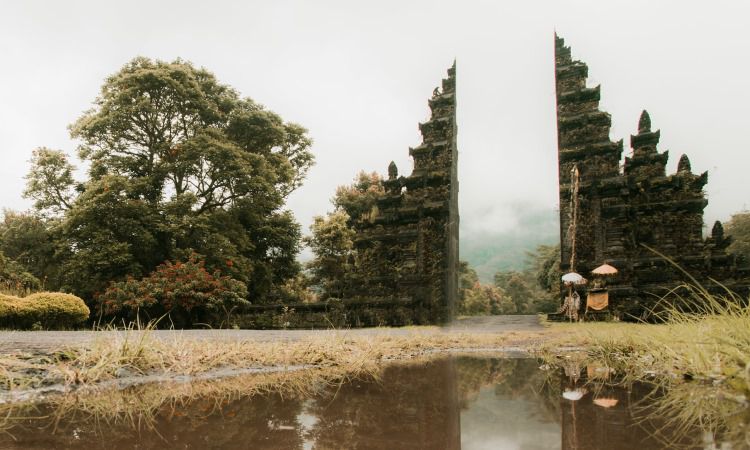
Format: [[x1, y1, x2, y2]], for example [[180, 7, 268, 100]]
[[1, 0, 748, 242]]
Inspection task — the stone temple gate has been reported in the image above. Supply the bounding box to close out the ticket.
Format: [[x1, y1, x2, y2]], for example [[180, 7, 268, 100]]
[[337, 36, 748, 325], [343, 63, 460, 324], [554, 34, 749, 317]]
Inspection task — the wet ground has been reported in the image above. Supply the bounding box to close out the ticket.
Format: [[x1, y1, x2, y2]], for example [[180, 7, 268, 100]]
[[0, 315, 544, 354], [2, 355, 741, 449]]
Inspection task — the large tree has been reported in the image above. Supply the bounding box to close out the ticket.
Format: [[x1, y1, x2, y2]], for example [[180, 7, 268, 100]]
[[304, 171, 384, 298], [25, 57, 313, 307]]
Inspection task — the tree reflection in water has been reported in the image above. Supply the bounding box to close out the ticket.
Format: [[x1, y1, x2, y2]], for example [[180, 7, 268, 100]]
[[0, 356, 746, 449]]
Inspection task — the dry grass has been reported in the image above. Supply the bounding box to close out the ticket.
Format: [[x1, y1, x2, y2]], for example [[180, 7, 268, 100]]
[[0, 325, 550, 434], [0, 323, 549, 396], [535, 283, 750, 449], [539, 285, 750, 397]]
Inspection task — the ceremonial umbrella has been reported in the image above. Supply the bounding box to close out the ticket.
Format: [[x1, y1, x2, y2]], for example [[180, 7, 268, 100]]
[[591, 264, 618, 276], [561, 272, 586, 285], [593, 398, 618, 408], [562, 388, 587, 401]]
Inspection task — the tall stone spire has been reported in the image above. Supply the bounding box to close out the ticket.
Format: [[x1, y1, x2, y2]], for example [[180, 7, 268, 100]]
[[348, 62, 459, 324], [630, 109, 661, 157], [638, 110, 651, 133], [549, 35, 746, 323], [554, 34, 623, 273], [625, 110, 667, 178]]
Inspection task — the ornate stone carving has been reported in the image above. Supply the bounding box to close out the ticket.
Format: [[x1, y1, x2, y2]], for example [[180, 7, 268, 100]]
[[554, 34, 748, 317], [345, 63, 459, 324]]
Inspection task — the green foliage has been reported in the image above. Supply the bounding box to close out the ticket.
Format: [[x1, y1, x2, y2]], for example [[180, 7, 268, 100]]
[[305, 171, 385, 300], [70, 57, 312, 203], [333, 171, 385, 223], [23, 148, 77, 216], [493, 244, 561, 314], [458, 260, 514, 315], [496, 272, 533, 313], [57, 175, 165, 300], [98, 254, 248, 328], [459, 260, 479, 292], [0, 292, 89, 330], [531, 244, 561, 293], [460, 282, 514, 315], [273, 273, 318, 304], [725, 210, 750, 260], [0, 210, 58, 286], [304, 211, 354, 298], [22, 57, 313, 309], [0, 250, 41, 297]]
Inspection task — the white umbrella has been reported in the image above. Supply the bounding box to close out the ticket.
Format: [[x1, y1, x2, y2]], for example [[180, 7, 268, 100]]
[[561, 272, 586, 285], [562, 388, 587, 401]]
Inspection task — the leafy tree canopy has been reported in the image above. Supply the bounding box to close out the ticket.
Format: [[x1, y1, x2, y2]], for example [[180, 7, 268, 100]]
[[725, 211, 750, 261], [22, 57, 314, 309], [23, 148, 77, 216], [304, 211, 354, 299], [0, 210, 57, 285], [304, 171, 385, 299], [333, 171, 384, 223]]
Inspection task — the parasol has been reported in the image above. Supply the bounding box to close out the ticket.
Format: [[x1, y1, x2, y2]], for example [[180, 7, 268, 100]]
[[592, 264, 618, 276], [562, 388, 587, 401], [561, 272, 587, 285], [593, 398, 618, 408]]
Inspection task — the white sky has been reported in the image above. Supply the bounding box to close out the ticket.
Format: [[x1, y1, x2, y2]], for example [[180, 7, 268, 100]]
[[1, 0, 748, 241]]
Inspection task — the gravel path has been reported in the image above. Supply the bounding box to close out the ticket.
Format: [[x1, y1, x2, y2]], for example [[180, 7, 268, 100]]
[[0, 315, 543, 354]]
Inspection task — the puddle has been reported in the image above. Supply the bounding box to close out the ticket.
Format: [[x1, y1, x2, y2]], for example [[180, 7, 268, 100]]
[[0, 356, 746, 449]]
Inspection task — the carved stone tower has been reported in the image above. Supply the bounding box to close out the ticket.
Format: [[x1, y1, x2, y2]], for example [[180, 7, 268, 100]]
[[553, 34, 748, 317], [347, 63, 459, 324], [554, 34, 623, 274]]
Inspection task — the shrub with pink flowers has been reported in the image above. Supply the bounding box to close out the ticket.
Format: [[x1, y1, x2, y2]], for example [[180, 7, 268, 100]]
[[98, 254, 248, 328]]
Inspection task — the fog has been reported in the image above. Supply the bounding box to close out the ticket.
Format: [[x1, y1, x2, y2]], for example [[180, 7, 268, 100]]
[[1, 0, 747, 261]]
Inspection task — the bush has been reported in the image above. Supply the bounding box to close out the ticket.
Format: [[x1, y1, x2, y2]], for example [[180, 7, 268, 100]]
[[0, 292, 90, 329], [98, 254, 249, 328]]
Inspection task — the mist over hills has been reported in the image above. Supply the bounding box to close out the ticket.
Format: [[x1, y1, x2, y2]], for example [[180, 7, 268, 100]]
[[460, 207, 559, 283]]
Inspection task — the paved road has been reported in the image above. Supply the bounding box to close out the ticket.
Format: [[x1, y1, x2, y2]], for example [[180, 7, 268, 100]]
[[0, 315, 543, 354]]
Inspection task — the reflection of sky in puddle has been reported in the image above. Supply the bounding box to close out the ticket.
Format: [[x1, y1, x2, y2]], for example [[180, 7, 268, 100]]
[[461, 385, 560, 450], [0, 356, 743, 449], [298, 399, 319, 450]]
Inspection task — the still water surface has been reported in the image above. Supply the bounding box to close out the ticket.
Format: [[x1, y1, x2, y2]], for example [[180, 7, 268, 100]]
[[0, 356, 744, 449]]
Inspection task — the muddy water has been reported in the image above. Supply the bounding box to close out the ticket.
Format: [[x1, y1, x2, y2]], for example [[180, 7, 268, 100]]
[[0, 357, 744, 449]]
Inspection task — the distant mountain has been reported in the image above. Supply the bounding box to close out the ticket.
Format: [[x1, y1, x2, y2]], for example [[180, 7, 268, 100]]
[[298, 207, 559, 284], [461, 208, 559, 283]]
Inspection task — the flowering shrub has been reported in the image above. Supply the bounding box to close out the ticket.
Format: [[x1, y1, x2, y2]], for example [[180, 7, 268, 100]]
[[98, 254, 249, 328]]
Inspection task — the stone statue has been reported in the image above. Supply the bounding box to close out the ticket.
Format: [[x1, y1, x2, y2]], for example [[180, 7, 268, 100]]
[[677, 154, 692, 173]]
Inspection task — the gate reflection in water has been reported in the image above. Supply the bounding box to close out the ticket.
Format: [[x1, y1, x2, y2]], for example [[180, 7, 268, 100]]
[[0, 357, 731, 449]]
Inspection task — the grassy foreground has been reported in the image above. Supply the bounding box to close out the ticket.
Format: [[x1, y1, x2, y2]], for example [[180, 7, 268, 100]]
[[540, 288, 750, 398], [1, 286, 747, 402], [0, 326, 551, 396]]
